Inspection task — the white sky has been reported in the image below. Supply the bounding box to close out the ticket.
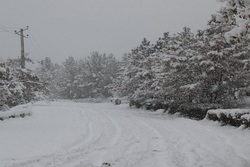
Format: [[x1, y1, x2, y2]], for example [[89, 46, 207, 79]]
[[0, 0, 220, 63]]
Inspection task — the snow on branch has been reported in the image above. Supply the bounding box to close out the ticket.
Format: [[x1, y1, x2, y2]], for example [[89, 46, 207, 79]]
[[221, 0, 250, 43]]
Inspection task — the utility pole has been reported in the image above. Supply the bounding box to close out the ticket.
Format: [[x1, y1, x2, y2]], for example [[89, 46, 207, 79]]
[[15, 26, 29, 69]]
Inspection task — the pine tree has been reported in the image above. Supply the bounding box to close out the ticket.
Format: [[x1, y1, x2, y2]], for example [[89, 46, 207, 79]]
[[78, 52, 119, 98], [61, 56, 79, 99], [114, 39, 157, 107], [0, 62, 11, 111], [0, 59, 47, 111], [36, 57, 60, 98], [196, 0, 250, 107]]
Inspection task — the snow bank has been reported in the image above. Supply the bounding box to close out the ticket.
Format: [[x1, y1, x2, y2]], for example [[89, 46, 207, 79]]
[[0, 104, 32, 121], [206, 109, 250, 128]]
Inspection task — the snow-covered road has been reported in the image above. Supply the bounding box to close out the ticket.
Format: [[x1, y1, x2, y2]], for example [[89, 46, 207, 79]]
[[1, 101, 250, 167]]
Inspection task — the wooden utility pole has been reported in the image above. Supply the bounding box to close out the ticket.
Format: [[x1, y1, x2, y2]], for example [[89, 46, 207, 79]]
[[15, 26, 29, 69]]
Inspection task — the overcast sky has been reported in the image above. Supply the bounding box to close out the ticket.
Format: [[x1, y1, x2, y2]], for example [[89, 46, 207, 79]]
[[0, 0, 220, 64]]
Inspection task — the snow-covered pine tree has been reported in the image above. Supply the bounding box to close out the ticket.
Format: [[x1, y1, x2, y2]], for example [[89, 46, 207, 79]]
[[115, 31, 200, 110], [115, 38, 160, 108], [112, 53, 132, 97], [78, 52, 119, 98], [167, 29, 197, 99], [154, 32, 172, 52], [154, 27, 207, 115], [61, 56, 79, 99], [0, 62, 11, 111], [0, 59, 47, 111], [197, 0, 250, 108], [36, 57, 61, 98]]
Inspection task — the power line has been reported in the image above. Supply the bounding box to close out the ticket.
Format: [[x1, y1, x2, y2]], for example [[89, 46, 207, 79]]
[[0, 25, 19, 34], [28, 29, 46, 58], [0, 27, 11, 33], [0, 31, 11, 33], [0, 24, 19, 30], [26, 36, 42, 61]]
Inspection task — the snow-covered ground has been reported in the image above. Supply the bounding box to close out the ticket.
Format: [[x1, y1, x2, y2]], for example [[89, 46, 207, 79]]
[[0, 101, 250, 167]]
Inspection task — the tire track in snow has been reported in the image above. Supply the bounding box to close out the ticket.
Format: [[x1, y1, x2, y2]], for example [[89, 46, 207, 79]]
[[5, 105, 110, 167], [73, 108, 123, 167], [45, 107, 122, 167], [96, 111, 151, 167], [147, 117, 250, 167], [126, 114, 168, 167], [74, 106, 153, 167], [3, 102, 171, 167], [94, 108, 169, 167]]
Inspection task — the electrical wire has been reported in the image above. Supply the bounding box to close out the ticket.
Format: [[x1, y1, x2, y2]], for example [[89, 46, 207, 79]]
[[28, 29, 46, 58], [0, 25, 18, 34], [0, 26, 11, 33], [0, 24, 19, 30]]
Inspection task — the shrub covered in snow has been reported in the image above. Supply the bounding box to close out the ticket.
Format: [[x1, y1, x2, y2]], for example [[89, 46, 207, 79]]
[[0, 104, 32, 121], [0, 60, 48, 111], [110, 98, 122, 105], [129, 98, 167, 111], [206, 109, 250, 128], [169, 103, 222, 120]]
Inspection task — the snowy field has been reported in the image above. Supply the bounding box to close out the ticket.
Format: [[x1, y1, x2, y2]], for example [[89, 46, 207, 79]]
[[0, 101, 250, 167]]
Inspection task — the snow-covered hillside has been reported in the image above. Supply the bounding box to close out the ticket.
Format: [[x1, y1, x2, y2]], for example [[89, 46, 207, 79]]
[[0, 101, 250, 167]]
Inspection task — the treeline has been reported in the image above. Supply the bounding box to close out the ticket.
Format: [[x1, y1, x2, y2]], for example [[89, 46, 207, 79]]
[[36, 52, 119, 99], [113, 0, 250, 119], [0, 59, 47, 111], [0, 52, 119, 111]]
